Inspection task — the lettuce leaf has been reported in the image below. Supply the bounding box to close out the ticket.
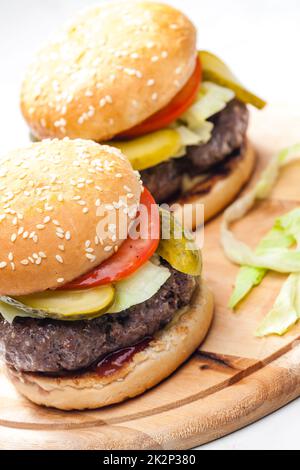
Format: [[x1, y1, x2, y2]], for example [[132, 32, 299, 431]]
[[108, 261, 171, 313], [180, 81, 234, 129], [255, 274, 300, 337], [221, 143, 300, 336], [0, 300, 30, 324], [228, 225, 294, 309], [221, 143, 300, 273], [172, 80, 235, 156]]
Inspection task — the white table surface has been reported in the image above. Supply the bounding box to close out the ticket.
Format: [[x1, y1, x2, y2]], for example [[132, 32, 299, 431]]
[[1, 0, 300, 450]]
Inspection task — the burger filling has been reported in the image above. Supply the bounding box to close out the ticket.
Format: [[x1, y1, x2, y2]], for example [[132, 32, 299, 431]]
[[109, 51, 265, 202], [141, 99, 248, 202], [0, 262, 196, 373], [0, 206, 201, 374]]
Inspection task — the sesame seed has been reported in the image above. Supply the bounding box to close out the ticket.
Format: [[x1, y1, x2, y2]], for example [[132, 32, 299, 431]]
[[43, 216, 51, 223], [147, 78, 155, 87], [55, 254, 64, 264], [36, 224, 45, 230], [151, 56, 159, 62], [58, 244, 65, 251], [11, 233, 17, 242], [104, 245, 113, 252], [146, 41, 154, 48], [57, 278, 65, 283], [0, 262, 7, 269], [20, 259, 29, 266], [65, 231, 71, 240], [8, 252, 13, 261], [152, 92, 158, 101], [82, 207, 89, 214], [86, 253, 96, 262]]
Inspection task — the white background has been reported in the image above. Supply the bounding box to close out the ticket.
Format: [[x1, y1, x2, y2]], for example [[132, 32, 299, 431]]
[[1, 0, 300, 450]]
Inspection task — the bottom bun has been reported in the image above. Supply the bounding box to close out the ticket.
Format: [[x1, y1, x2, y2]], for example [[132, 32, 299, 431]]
[[7, 281, 214, 410], [174, 140, 256, 229]]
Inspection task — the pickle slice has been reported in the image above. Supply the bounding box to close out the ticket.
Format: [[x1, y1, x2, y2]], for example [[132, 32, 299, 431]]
[[110, 128, 181, 171], [199, 50, 266, 109], [13, 284, 115, 321], [157, 208, 202, 276]]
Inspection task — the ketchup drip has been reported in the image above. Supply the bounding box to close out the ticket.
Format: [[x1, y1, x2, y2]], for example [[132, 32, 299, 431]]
[[94, 337, 152, 377]]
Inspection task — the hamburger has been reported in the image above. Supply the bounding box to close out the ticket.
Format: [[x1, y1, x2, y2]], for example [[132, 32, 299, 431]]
[[0, 139, 213, 410], [20, 1, 265, 227]]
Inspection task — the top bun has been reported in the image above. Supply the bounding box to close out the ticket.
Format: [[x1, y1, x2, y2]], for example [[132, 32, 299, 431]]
[[20, 1, 197, 141], [0, 139, 141, 296]]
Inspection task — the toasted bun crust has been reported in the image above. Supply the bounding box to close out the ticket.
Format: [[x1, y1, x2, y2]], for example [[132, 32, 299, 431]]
[[174, 141, 256, 229], [8, 282, 214, 410], [21, 1, 197, 141], [0, 139, 141, 296]]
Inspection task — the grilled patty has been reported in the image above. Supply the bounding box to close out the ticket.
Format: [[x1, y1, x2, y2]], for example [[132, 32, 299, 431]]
[[0, 264, 197, 373], [141, 99, 249, 202]]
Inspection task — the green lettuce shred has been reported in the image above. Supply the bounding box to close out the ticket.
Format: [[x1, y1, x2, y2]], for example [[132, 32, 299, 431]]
[[255, 274, 300, 337], [221, 143, 300, 336], [180, 81, 234, 129], [229, 225, 294, 309], [108, 261, 170, 314]]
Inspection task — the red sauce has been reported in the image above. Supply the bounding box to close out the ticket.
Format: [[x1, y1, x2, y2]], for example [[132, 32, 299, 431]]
[[94, 337, 152, 377]]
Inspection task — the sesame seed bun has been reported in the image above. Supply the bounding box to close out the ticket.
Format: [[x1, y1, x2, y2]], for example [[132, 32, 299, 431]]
[[0, 139, 141, 296], [7, 281, 214, 410], [174, 141, 256, 229], [20, 1, 197, 141]]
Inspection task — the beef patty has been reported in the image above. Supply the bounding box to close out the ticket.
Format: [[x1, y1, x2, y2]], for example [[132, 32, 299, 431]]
[[0, 264, 197, 373], [141, 99, 249, 202]]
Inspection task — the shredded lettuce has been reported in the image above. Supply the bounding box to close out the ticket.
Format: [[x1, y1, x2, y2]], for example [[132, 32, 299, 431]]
[[0, 300, 30, 324], [173, 122, 213, 158], [108, 261, 171, 313], [221, 143, 300, 273], [228, 225, 294, 308], [172, 80, 235, 157], [180, 81, 235, 129], [176, 121, 213, 147], [255, 274, 300, 337], [221, 143, 300, 336]]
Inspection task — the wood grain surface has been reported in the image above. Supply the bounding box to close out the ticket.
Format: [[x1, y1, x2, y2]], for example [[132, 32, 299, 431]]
[[1, 105, 300, 450]]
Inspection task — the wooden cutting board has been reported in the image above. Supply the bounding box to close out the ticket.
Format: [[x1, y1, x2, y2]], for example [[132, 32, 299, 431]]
[[1, 105, 300, 450]]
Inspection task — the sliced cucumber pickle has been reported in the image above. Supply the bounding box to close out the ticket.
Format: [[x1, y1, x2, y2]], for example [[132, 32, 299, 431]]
[[157, 208, 202, 276], [199, 50, 266, 109], [14, 284, 115, 321], [110, 128, 182, 171]]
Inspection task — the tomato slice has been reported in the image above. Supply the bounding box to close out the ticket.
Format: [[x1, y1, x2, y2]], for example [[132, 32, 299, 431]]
[[61, 188, 160, 290], [119, 56, 202, 138]]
